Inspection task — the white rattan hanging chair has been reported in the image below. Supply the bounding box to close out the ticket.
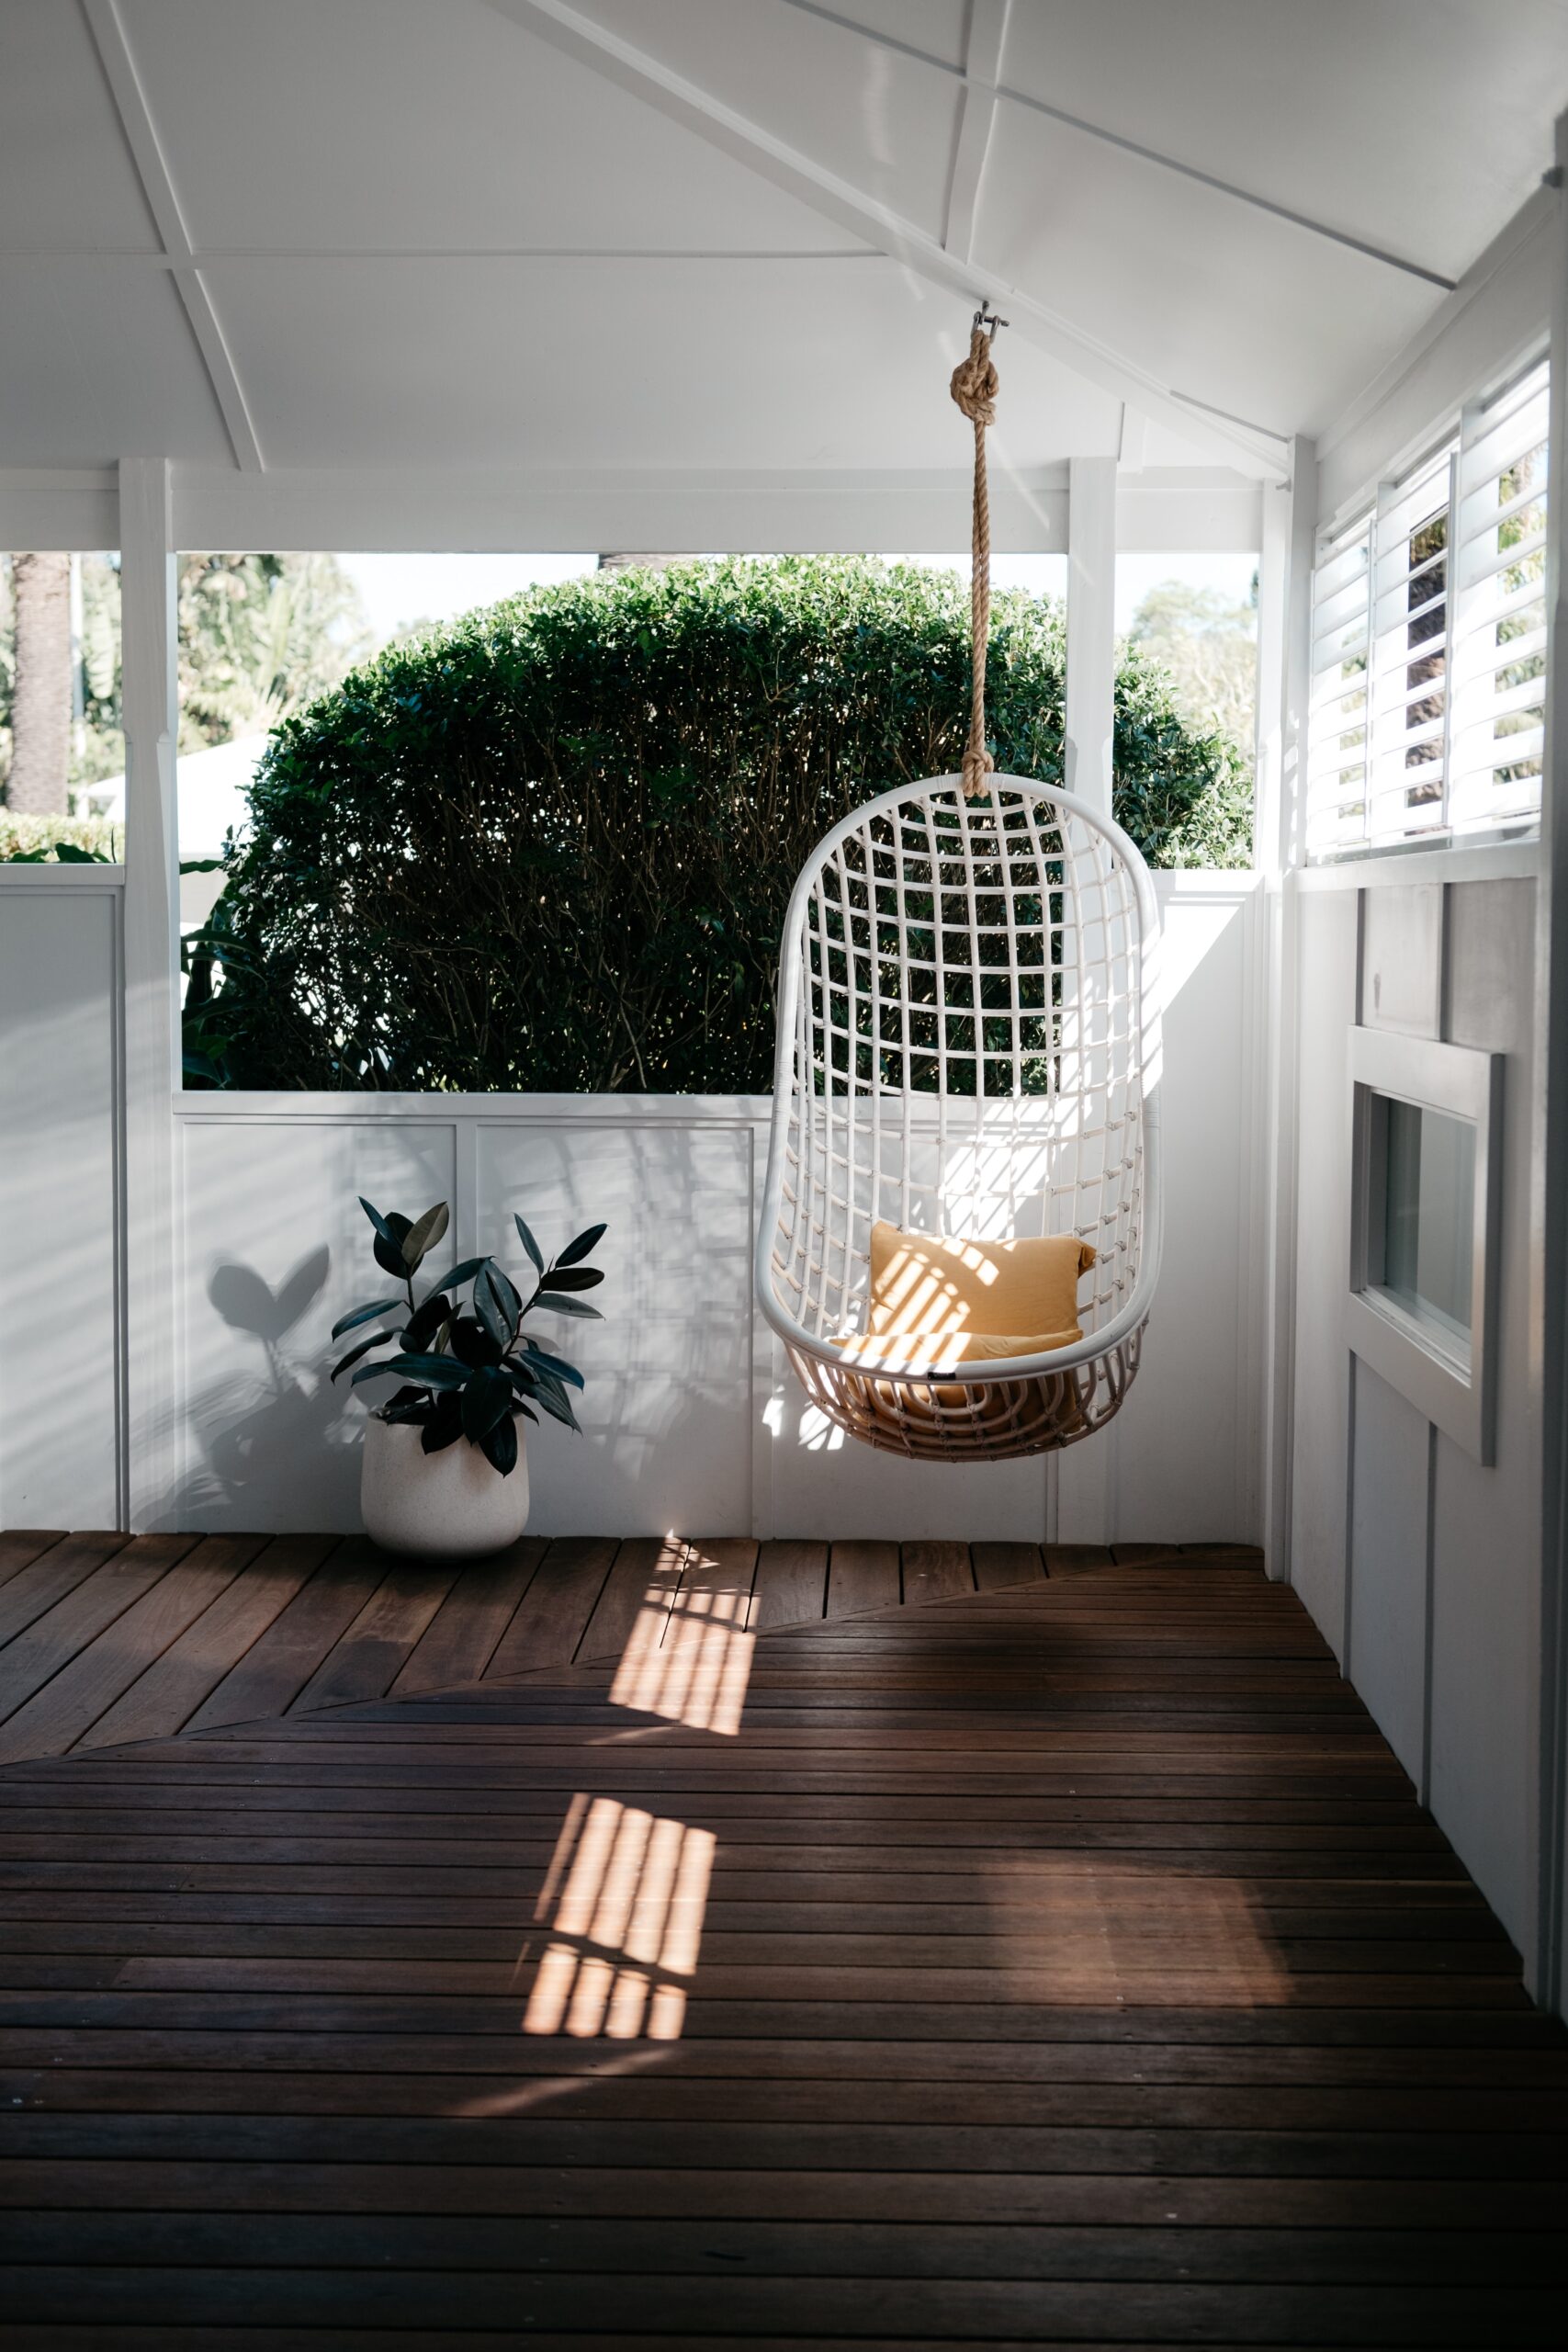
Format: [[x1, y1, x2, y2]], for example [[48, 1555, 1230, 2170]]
[[753, 309, 1162, 1464], [755, 774, 1162, 1462]]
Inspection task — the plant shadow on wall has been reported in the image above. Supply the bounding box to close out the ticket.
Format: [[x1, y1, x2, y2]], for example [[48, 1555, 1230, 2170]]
[[177, 556, 1251, 1092], [171, 1246, 340, 1522]]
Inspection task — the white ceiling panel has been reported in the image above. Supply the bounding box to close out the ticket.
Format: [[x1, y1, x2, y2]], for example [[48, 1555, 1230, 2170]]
[[977, 100, 1437, 439], [118, 0, 869, 254], [814, 0, 967, 74], [0, 260, 232, 468], [205, 253, 1122, 471], [0, 0, 160, 250], [572, 0, 963, 242], [1000, 0, 1568, 285]]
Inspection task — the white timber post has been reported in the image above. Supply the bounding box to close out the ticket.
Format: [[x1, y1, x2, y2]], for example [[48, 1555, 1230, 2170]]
[[1536, 114, 1568, 2015], [1065, 454, 1117, 819], [118, 457, 181, 1531], [1257, 436, 1318, 1584], [1055, 453, 1120, 1545]]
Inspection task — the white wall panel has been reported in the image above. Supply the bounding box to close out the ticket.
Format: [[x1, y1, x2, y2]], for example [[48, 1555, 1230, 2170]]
[[1061, 878, 1262, 1544], [1347, 1362, 1429, 1787], [475, 1121, 753, 1540], [0, 881, 122, 1530], [1359, 885, 1442, 1036], [1287, 888, 1359, 1653], [176, 1116, 457, 1533], [1428, 878, 1540, 1953]]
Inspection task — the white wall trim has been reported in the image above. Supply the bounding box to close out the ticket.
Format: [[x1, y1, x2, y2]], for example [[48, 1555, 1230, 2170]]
[[1295, 840, 1544, 893]]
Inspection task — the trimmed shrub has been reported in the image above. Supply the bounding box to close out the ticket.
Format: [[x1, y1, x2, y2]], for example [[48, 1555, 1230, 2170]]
[[185, 556, 1250, 1091], [0, 813, 123, 862]]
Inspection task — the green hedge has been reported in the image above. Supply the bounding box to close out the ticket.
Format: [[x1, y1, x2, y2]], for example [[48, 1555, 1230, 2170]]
[[1, 813, 123, 863], [185, 557, 1250, 1091]]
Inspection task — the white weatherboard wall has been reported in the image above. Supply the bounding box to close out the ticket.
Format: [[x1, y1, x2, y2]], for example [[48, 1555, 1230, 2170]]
[[1285, 857, 1544, 1971], [0, 872, 124, 1532], [152, 876, 1264, 1545]]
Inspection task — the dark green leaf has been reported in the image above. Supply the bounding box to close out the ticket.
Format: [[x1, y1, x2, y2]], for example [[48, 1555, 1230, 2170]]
[[402, 1291, 452, 1352], [513, 1213, 545, 1274], [472, 1261, 513, 1352], [480, 1411, 519, 1476], [401, 1200, 450, 1272], [530, 1382, 581, 1433], [520, 1340, 585, 1391], [555, 1221, 606, 1269], [534, 1264, 603, 1293], [427, 1256, 487, 1295], [534, 1294, 604, 1318]]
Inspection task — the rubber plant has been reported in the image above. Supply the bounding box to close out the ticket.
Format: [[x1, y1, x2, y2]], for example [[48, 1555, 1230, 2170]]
[[330, 1197, 605, 1476]]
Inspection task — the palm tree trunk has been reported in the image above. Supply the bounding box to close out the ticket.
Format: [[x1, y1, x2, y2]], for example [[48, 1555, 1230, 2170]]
[[7, 552, 73, 816]]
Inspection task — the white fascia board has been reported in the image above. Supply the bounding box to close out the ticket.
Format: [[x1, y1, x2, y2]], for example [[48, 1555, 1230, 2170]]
[[0, 470, 119, 550], [1316, 187, 1554, 530], [172, 465, 1073, 553]]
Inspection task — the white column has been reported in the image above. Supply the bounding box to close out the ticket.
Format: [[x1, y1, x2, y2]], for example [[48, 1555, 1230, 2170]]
[[1065, 454, 1117, 818], [119, 457, 181, 1530], [1257, 438, 1318, 1585], [1535, 113, 1568, 2013]]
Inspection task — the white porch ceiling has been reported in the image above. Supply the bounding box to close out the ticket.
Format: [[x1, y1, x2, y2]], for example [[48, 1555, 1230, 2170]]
[[0, 0, 1565, 503]]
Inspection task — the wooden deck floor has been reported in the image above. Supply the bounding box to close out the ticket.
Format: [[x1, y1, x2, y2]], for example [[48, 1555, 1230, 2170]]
[[0, 1528, 1232, 1765], [1, 1552, 1565, 2343]]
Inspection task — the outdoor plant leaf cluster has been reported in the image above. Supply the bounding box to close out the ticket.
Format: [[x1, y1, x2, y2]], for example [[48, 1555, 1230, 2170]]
[[331, 1197, 606, 1476], [181, 556, 1250, 1091]]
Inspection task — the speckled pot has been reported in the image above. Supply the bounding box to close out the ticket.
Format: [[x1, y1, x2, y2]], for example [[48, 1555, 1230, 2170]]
[[360, 1412, 529, 1558]]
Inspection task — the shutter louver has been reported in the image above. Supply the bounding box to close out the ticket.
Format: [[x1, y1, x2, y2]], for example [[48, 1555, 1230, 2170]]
[[1306, 518, 1371, 858]]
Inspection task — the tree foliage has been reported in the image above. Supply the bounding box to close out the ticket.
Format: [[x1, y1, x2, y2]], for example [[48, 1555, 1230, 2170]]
[[183, 556, 1252, 1092]]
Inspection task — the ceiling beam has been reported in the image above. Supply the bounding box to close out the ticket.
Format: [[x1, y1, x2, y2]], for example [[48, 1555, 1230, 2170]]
[[784, 0, 1456, 290], [81, 0, 264, 472], [491, 0, 1288, 480], [943, 0, 1010, 266]]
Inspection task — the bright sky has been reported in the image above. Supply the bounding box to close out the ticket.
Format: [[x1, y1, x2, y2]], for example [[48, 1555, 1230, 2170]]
[[336, 549, 1258, 651]]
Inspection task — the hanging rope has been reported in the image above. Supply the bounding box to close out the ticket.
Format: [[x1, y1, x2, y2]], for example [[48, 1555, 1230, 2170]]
[[949, 304, 1006, 797]]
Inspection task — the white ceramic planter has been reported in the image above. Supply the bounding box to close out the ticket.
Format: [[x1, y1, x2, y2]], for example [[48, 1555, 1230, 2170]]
[[360, 1413, 530, 1558]]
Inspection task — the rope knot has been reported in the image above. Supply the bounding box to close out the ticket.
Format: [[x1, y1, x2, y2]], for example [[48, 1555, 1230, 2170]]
[[961, 745, 995, 800], [949, 325, 999, 426]]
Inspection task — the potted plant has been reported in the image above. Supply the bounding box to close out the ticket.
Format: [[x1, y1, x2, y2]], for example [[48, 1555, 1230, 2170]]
[[331, 1196, 606, 1558]]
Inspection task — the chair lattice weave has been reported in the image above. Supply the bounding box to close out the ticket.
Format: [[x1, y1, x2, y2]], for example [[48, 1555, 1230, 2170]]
[[756, 776, 1162, 1463]]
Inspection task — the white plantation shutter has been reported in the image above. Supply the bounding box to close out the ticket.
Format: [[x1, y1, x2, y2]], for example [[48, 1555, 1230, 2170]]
[[1304, 352, 1548, 858], [1367, 449, 1451, 845], [1305, 517, 1371, 857], [1449, 359, 1549, 834]]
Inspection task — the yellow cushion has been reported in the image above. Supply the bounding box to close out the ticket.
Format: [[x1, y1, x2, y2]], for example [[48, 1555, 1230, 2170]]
[[835, 1327, 1081, 1372], [867, 1222, 1096, 1342]]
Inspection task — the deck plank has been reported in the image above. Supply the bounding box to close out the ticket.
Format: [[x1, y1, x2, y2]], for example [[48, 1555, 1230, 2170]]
[[183, 1544, 378, 1732], [78, 1537, 337, 1750], [0, 1538, 197, 1736], [750, 1541, 829, 1631], [0, 1533, 132, 1652], [827, 1542, 901, 1619], [288, 1546, 458, 1713], [0, 1536, 265, 1765], [0, 1532, 67, 1596], [574, 1539, 686, 1667], [485, 1540, 618, 1677], [899, 1542, 976, 1606], [387, 1542, 549, 1694], [971, 1540, 1045, 1591]]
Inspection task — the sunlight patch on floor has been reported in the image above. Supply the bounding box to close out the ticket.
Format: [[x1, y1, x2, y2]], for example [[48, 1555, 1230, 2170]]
[[609, 1582, 755, 1736], [522, 1792, 716, 2040]]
